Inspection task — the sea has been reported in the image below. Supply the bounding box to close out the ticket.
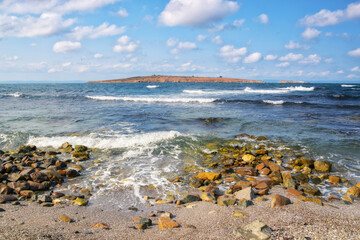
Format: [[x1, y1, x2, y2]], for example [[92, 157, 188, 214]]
[[0, 82, 359, 206]]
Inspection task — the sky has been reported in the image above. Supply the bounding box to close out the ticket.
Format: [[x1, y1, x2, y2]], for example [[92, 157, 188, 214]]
[[0, 0, 360, 83]]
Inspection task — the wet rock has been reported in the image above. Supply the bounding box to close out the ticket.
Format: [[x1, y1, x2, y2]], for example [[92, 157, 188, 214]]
[[342, 195, 355, 203], [20, 190, 34, 198], [292, 173, 309, 184], [158, 217, 180, 229], [254, 182, 270, 195], [346, 186, 360, 198], [30, 172, 49, 183], [7, 173, 23, 182], [298, 184, 322, 196], [7, 182, 29, 193], [38, 194, 52, 202], [269, 171, 282, 184], [217, 195, 236, 206], [271, 194, 290, 208], [74, 145, 87, 152], [314, 160, 332, 173], [200, 192, 216, 202], [262, 159, 284, 172], [297, 196, 323, 206], [328, 176, 340, 184], [281, 171, 296, 189], [233, 167, 257, 176], [51, 192, 65, 198], [180, 194, 201, 204], [286, 189, 303, 197], [55, 160, 67, 170], [196, 172, 221, 181], [59, 214, 73, 223], [234, 220, 272, 240], [0, 183, 12, 195], [310, 176, 322, 184], [189, 178, 203, 188], [66, 169, 80, 178], [237, 199, 253, 208], [242, 154, 256, 163], [59, 142, 73, 152], [259, 168, 270, 175], [72, 197, 88, 206], [234, 187, 255, 201], [40, 170, 63, 183], [72, 152, 89, 161], [0, 195, 18, 203]]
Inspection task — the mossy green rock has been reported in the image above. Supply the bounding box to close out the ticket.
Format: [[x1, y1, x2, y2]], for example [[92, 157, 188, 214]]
[[281, 171, 296, 189], [217, 196, 236, 206], [74, 145, 87, 152], [72, 197, 88, 206], [181, 195, 201, 204]]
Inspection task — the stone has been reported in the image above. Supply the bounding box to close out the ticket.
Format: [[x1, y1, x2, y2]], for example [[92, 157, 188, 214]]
[[297, 196, 323, 206], [52, 192, 65, 198], [160, 212, 173, 218], [230, 181, 252, 192], [298, 184, 322, 196], [262, 159, 284, 172], [200, 192, 216, 202], [233, 167, 257, 176], [259, 168, 270, 175], [30, 172, 49, 183], [20, 190, 34, 198], [269, 171, 282, 184], [158, 217, 180, 229], [7, 182, 29, 193], [234, 187, 255, 201], [74, 145, 87, 152], [217, 195, 236, 206], [0, 195, 18, 204], [342, 195, 355, 203], [59, 214, 73, 223], [136, 223, 147, 230], [234, 220, 272, 240], [292, 173, 309, 184], [41, 202, 54, 207], [196, 172, 221, 181], [72, 152, 89, 160], [286, 189, 303, 197], [189, 178, 203, 188], [281, 171, 296, 189], [237, 199, 253, 208], [7, 173, 23, 182], [40, 170, 63, 182], [271, 194, 290, 208], [180, 194, 201, 204], [0, 184, 12, 195], [139, 218, 152, 227], [92, 223, 110, 229], [72, 197, 88, 206], [28, 181, 45, 191], [66, 169, 80, 178], [233, 212, 248, 217], [55, 160, 67, 170], [314, 161, 332, 173], [356, 182, 360, 188], [20, 168, 35, 178], [328, 176, 340, 184], [59, 142, 73, 152], [38, 195, 52, 202], [242, 154, 256, 163], [0, 208, 5, 212], [346, 186, 360, 198]]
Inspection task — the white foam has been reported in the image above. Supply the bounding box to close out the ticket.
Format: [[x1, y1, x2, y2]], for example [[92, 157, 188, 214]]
[[3, 92, 22, 97], [183, 89, 245, 95], [183, 90, 206, 94], [263, 100, 285, 105], [27, 131, 181, 149], [86, 95, 216, 103], [278, 86, 315, 91], [244, 87, 289, 94], [341, 85, 357, 87], [146, 85, 159, 89]]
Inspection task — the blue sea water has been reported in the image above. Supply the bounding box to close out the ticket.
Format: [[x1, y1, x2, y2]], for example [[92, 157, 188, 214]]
[[0, 82, 359, 203]]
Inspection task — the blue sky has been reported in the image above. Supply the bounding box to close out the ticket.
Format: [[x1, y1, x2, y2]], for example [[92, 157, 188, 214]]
[[0, 0, 360, 83]]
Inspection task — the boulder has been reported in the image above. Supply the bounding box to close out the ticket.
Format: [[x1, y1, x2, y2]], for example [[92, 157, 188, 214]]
[[233, 167, 257, 176], [233, 220, 272, 240], [346, 186, 360, 198], [7, 182, 29, 193], [262, 159, 284, 172], [180, 195, 201, 204], [234, 187, 255, 201], [0, 184, 12, 195], [242, 154, 256, 163], [271, 194, 290, 208], [158, 217, 180, 229], [314, 161, 332, 173], [40, 170, 63, 182], [217, 195, 236, 206], [281, 171, 296, 189], [66, 169, 80, 178], [74, 145, 87, 152], [196, 172, 221, 181], [30, 172, 49, 183]]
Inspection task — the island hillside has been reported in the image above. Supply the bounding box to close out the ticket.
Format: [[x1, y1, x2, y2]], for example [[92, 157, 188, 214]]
[[87, 75, 264, 83]]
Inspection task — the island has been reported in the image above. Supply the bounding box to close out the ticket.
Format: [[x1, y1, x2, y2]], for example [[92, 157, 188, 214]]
[[87, 75, 264, 83], [278, 80, 309, 83]]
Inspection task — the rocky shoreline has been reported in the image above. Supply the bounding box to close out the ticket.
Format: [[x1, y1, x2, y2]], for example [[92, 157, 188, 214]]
[[1, 134, 360, 239]]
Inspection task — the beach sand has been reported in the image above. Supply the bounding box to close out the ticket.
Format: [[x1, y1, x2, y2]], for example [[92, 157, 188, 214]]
[[1, 186, 359, 240]]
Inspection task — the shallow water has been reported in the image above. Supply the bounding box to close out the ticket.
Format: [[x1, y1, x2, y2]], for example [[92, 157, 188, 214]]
[[1, 82, 359, 204]]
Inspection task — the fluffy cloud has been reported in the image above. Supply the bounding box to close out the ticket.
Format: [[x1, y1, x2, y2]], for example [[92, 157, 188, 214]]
[[348, 48, 360, 57], [57, 0, 120, 14], [53, 41, 81, 53], [276, 62, 290, 67], [243, 52, 262, 63], [258, 14, 269, 24], [301, 28, 321, 40], [284, 40, 309, 50], [351, 66, 360, 72], [219, 45, 247, 63], [337, 70, 344, 74], [308, 71, 330, 77], [196, 34, 207, 41], [68, 22, 125, 40], [299, 2, 360, 27], [159, 0, 239, 27], [113, 35, 140, 53], [117, 8, 129, 17], [170, 41, 197, 54], [233, 19, 245, 27], [212, 35, 223, 44], [264, 54, 278, 61], [299, 54, 321, 64], [94, 53, 103, 59], [279, 53, 303, 61], [0, 13, 75, 38], [166, 38, 178, 47]]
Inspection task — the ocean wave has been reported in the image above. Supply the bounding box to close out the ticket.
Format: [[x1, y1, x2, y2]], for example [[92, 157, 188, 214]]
[[183, 90, 206, 94], [1, 92, 23, 98], [279, 86, 315, 91], [244, 87, 289, 94], [86, 95, 217, 103], [342, 85, 357, 87], [27, 131, 182, 149], [263, 100, 285, 105], [146, 85, 159, 89]]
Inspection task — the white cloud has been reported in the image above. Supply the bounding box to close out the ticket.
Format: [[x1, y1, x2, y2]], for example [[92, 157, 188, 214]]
[[348, 48, 360, 57], [196, 34, 207, 41], [243, 52, 262, 63], [171, 41, 197, 53], [325, 58, 333, 63], [299, 54, 321, 64], [68, 22, 125, 40], [347, 74, 358, 78], [28, 61, 48, 70], [113, 63, 132, 69], [0, 13, 75, 38], [94, 53, 103, 59], [299, 2, 360, 27], [336, 70, 344, 74], [279, 53, 303, 61], [166, 38, 178, 47], [5, 56, 19, 61], [212, 35, 223, 44], [53, 41, 81, 53], [219, 45, 247, 63], [75, 64, 90, 72], [57, 0, 120, 14], [276, 62, 289, 67], [307, 71, 330, 77], [301, 28, 321, 40], [30, 43, 37, 47], [113, 35, 140, 53], [117, 8, 129, 17], [158, 0, 239, 27], [264, 54, 278, 61], [284, 40, 306, 49], [62, 62, 71, 67], [233, 19, 245, 27], [351, 66, 360, 72], [258, 14, 269, 24]]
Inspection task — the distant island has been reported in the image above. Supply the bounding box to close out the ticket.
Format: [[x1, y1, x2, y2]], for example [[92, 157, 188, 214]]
[[278, 80, 309, 83], [87, 75, 264, 83]]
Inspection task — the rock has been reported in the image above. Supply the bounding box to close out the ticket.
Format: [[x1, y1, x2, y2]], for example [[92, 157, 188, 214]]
[[234, 187, 255, 201], [259, 168, 270, 175], [234, 220, 272, 240], [72, 197, 88, 206], [7, 173, 23, 182], [328, 176, 340, 184], [196, 172, 221, 181], [180, 194, 201, 204], [52, 192, 65, 198], [230, 181, 252, 192], [30, 172, 49, 183], [189, 178, 203, 188], [139, 218, 152, 227], [217, 195, 236, 206], [286, 189, 303, 197], [292, 173, 309, 184], [200, 192, 216, 202], [297, 196, 323, 206], [298, 184, 322, 196], [28, 181, 45, 191], [281, 171, 296, 189], [59, 214, 73, 223], [74, 145, 87, 152], [59, 142, 73, 152], [346, 186, 360, 198], [233, 212, 249, 217], [55, 160, 67, 170], [342, 195, 355, 203], [242, 154, 256, 163], [0, 184, 12, 195], [269, 171, 282, 184], [38, 194, 52, 202], [20, 168, 35, 178], [72, 152, 89, 160], [237, 199, 253, 208], [158, 217, 180, 229], [356, 182, 360, 188], [0, 208, 5, 212], [271, 194, 290, 208], [262, 159, 284, 172], [41, 202, 54, 207], [40, 170, 63, 183], [0, 195, 18, 204], [314, 161, 332, 173], [20, 190, 34, 198], [160, 212, 173, 218], [136, 223, 147, 230], [66, 169, 80, 178], [92, 223, 110, 229], [233, 167, 257, 176], [7, 182, 29, 193]]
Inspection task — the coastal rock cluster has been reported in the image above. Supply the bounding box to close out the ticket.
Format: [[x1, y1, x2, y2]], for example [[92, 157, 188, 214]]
[[0, 143, 91, 206]]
